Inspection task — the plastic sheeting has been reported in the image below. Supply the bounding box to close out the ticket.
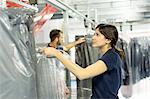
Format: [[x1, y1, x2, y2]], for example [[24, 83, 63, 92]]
[[0, 8, 70, 99], [118, 36, 150, 85], [0, 9, 37, 99], [33, 4, 57, 33], [130, 37, 150, 83], [36, 50, 69, 99], [118, 36, 150, 98]]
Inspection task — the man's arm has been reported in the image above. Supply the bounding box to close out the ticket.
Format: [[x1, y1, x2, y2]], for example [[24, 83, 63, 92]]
[[63, 38, 85, 51]]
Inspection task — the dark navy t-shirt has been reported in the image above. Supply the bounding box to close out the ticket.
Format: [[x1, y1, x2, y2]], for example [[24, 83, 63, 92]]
[[91, 48, 122, 99]]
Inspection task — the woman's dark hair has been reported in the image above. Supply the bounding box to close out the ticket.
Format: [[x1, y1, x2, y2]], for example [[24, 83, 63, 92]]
[[49, 29, 62, 42], [96, 24, 125, 60]]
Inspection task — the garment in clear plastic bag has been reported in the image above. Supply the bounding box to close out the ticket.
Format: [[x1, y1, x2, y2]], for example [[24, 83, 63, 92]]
[[0, 9, 37, 99], [36, 52, 69, 99]]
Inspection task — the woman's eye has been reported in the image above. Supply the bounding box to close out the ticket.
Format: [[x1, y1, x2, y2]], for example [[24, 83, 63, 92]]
[[94, 33, 100, 37], [95, 33, 99, 36]]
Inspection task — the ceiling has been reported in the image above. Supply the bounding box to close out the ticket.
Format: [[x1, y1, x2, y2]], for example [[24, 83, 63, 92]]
[[67, 0, 150, 24], [36, 0, 150, 24]]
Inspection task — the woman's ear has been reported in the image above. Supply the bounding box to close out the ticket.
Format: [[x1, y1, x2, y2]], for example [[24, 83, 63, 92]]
[[106, 39, 111, 44]]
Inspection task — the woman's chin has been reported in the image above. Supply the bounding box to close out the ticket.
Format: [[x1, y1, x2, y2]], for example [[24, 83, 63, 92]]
[[92, 44, 100, 48], [92, 44, 96, 48]]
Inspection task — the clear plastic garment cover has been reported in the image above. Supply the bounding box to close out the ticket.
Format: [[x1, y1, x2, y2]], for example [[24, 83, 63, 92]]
[[36, 53, 67, 99], [117, 36, 150, 98], [0, 9, 37, 99], [0, 8, 67, 99]]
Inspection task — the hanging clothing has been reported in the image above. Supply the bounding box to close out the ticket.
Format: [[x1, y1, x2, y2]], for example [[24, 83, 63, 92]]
[[75, 35, 99, 98], [0, 9, 37, 99], [117, 38, 130, 85], [36, 55, 66, 99]]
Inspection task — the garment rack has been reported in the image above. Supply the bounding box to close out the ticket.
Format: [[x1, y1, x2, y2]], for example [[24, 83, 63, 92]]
[[7, 0, 38, 12]]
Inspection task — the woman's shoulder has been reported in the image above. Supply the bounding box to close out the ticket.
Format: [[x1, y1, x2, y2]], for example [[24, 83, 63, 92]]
[[103, 48, 119, 58]]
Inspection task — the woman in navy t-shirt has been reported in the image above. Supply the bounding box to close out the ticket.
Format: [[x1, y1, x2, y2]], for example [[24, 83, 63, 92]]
[[44, 24, 124, 99]]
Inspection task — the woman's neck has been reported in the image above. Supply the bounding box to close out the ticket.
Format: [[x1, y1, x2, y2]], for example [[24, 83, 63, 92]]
[[99, 45, 112, 55]]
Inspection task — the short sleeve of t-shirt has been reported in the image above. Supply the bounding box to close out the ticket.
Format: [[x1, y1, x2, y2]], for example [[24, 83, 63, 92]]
[[99, 51, 118, 71], [57, 45, 64, 50], [47, 43, 64, 53]]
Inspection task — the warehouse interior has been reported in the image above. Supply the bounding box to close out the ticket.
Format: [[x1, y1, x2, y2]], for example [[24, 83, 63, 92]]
[[0, 0, 150, 99]]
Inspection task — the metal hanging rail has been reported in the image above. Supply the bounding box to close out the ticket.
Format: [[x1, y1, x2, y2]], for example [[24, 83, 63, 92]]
[[45, 0, 95, 25], [7, 0, 38, 12], [0, 0, 6, 8]]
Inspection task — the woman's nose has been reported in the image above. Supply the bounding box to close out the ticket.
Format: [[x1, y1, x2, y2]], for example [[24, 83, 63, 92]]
[[92, 35, 95, 40]]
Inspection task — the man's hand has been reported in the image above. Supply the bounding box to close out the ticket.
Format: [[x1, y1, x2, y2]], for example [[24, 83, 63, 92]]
[[64, 86, 70, 99], [75, 37, 85, 45], [63, 37, 85, 51]]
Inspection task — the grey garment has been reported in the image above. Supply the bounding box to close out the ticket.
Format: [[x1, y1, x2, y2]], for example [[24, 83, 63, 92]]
[[75, 35, 98, 98], [36, 54, 66, 99], [129, 37, 150, 84], [139, 38, 150, 79], [117, 38, 130, 85], [118, 37, 150, 98], [0, 10, 37, 99], [130, 39, 141, 83]]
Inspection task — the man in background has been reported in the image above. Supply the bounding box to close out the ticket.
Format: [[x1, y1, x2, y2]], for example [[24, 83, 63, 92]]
[[48, 29, 85, 98], [48, 29, 85, 51]]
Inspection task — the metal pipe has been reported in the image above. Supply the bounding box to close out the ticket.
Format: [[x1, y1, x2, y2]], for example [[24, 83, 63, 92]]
[[46, 0, 95, 25], [8, 0, 38, 12], [46, 0, 67, 11], [0, 0, 6, 8]]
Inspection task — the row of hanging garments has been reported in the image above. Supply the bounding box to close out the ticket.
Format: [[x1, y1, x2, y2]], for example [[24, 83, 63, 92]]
[[118, 35, 150, 98], [0, 8, 37, 99], [118, 36, 150, 85], [130, 37, 150, 84], [0, 8, 67, 99]]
